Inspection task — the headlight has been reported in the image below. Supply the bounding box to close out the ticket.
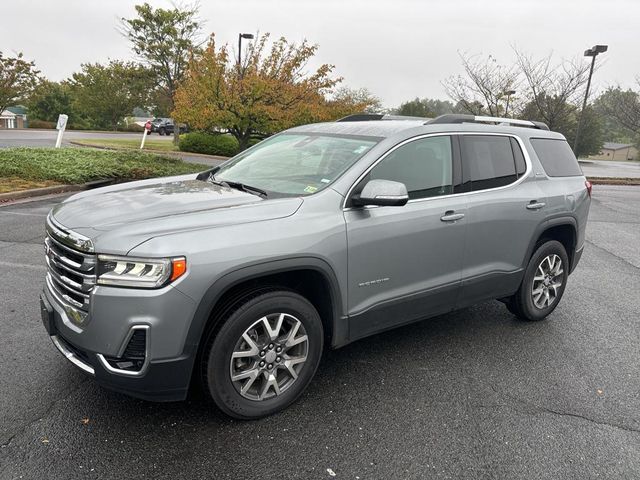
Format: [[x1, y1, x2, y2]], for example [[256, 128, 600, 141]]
[[97, 255, 187, 289]]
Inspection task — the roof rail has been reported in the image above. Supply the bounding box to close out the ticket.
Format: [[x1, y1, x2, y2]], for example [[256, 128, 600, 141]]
[[336, 113, 430, 122], [427, 114, 549, 131]]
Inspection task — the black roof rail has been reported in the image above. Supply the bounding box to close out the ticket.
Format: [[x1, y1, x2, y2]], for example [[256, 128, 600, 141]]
[[427, 114, 549, 131], [336, 113, 430, 122], [337, 114, 384, 122]]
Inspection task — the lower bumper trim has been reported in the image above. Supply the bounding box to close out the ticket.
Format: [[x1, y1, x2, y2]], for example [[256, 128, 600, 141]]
[[51, 334, 95, 375]]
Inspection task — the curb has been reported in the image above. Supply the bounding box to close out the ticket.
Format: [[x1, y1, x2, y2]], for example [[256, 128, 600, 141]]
[[0, 179, 113, 205], [587, 177, 640, 186]]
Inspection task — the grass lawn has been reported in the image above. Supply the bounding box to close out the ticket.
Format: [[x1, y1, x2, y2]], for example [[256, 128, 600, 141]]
[[0, 147, 208, 192], [72, 137, 178, 152]]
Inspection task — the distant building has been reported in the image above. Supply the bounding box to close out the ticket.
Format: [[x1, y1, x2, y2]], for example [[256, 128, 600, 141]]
[[589, 142, 638, 161], [0, 106, 28, 129]]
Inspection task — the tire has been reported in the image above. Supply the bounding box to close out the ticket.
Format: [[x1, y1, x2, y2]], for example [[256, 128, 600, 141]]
[[507, 240, 569, 321], [158, 128, 165, 136], [202, 289, 324, 419]]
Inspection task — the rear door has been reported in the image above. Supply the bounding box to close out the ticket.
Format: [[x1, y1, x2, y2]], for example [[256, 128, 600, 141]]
[[458, 134, 547, 306], [344, 134, 467, 340]]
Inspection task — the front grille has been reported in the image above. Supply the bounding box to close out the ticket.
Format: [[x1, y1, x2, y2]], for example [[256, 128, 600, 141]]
[[45, 216, 96, 314]]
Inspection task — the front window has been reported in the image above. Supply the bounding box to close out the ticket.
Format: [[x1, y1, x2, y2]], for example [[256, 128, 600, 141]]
[[213, 133, 379, 197]]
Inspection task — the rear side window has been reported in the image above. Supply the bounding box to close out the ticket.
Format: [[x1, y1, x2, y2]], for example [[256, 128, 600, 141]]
[[460, 135, 518, 191], [530, 138, 583, 177]]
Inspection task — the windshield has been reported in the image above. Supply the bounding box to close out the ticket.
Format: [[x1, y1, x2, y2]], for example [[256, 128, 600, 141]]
[[213, 133, 379, 197]]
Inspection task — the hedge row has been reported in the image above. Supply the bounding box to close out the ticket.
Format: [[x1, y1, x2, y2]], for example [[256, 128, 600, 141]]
[[179, 132, 240, 157]]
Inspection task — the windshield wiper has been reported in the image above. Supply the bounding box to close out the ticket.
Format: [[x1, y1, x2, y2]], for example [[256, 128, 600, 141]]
[[209, 176, 268, 198]]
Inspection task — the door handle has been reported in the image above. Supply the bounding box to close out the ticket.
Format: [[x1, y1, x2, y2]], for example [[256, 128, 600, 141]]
[[440, 210, 465, 222], [526, 201, 546, 210]]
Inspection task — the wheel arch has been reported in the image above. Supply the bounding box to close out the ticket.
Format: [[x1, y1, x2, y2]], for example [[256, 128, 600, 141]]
[[524, 216, 578, 272], [184, 257, 347, 367]]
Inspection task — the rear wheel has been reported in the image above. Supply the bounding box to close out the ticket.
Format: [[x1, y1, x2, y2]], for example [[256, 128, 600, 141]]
[[202, 289, 323, 419], [507, 240, 569, 321]]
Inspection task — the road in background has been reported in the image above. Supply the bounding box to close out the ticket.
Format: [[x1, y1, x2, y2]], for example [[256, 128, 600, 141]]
[[0, 185, 638, 479], [579, 159, 640, 178], [0, 129, 173, 148]]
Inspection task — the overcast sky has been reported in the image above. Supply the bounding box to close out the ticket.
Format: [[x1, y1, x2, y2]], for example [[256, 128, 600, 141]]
[[2, 0, 639, 108]]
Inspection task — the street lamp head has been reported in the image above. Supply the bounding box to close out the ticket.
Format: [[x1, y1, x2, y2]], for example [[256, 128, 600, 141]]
[[584, 44, 608, 57], [240, 33, 255, 40], [505, 90, 516, 96]]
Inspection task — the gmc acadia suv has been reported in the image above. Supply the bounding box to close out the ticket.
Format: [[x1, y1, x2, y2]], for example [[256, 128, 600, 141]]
[[40, 114, 591, 419]]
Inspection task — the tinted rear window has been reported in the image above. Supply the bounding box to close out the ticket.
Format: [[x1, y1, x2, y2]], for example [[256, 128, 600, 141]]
[[461, 135, 517, 190], [530, 138, 582, 177]]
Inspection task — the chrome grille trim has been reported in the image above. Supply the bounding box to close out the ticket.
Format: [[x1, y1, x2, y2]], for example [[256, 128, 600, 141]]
[[45, 215, 96, 321], [46, 273, 85, 310], [47, 214, 94, 253]]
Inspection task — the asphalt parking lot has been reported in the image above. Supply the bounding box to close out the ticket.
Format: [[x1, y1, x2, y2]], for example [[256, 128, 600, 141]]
[[0, 185, 638, 479]]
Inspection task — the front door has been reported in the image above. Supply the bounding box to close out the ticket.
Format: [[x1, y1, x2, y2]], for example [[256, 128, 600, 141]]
[[344, 135, 467, 340]]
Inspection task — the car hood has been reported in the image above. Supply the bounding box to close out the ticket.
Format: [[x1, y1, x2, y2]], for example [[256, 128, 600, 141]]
[[51, 176, 303, 253]]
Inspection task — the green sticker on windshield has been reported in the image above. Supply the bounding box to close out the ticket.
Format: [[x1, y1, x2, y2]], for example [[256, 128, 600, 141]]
[[304, 185, 318, 193]]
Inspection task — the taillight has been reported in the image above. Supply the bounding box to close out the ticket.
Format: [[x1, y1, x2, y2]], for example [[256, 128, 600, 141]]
[[585, 180, 592, 197]]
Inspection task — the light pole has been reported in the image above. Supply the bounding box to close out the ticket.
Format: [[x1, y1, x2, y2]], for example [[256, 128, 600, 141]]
[[504, 90, 516, 118], [238, 33, 254, 67], [573, 44, 608, 156]]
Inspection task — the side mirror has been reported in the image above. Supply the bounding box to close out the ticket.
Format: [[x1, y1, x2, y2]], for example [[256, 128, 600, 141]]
[[353, 179, 409, 207]]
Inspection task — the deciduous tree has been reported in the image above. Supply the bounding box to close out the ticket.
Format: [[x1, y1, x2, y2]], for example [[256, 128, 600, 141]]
[[594, 86, 640, 143], [515, 50, 591, 131], [121, 2, 203, 143], [325, 87, 382, 118], [442, 53, 520, 116], [174, 34, 346, 150], [0, 51, 40, 114], [26, 80, 89, 127], [70, 61, 152, 130], [395, 97, 455, 118]]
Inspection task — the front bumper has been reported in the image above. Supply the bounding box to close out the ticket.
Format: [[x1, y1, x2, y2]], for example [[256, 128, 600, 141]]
[[41, 279, 199, 402]]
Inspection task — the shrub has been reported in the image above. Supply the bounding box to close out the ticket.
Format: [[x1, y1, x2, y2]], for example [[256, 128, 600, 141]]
[[179, 132, 239, 157], [28, 119, 56, 129]]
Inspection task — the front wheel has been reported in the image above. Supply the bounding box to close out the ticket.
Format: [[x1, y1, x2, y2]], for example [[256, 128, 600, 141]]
[[507, 240, 569, 321], [202, 289, 324, 419], [158, 127, 165, 136]]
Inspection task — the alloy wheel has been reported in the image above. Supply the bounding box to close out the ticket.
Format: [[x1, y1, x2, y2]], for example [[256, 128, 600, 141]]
[[531, 254, 564, 309], [229, 313, 309, 401]]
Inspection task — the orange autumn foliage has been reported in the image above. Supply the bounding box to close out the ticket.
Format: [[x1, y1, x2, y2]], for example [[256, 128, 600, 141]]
[[173, 34, 377, 150]]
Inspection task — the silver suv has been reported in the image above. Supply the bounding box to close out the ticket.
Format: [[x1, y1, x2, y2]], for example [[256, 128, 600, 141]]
[[40, 114, 591, 418]]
